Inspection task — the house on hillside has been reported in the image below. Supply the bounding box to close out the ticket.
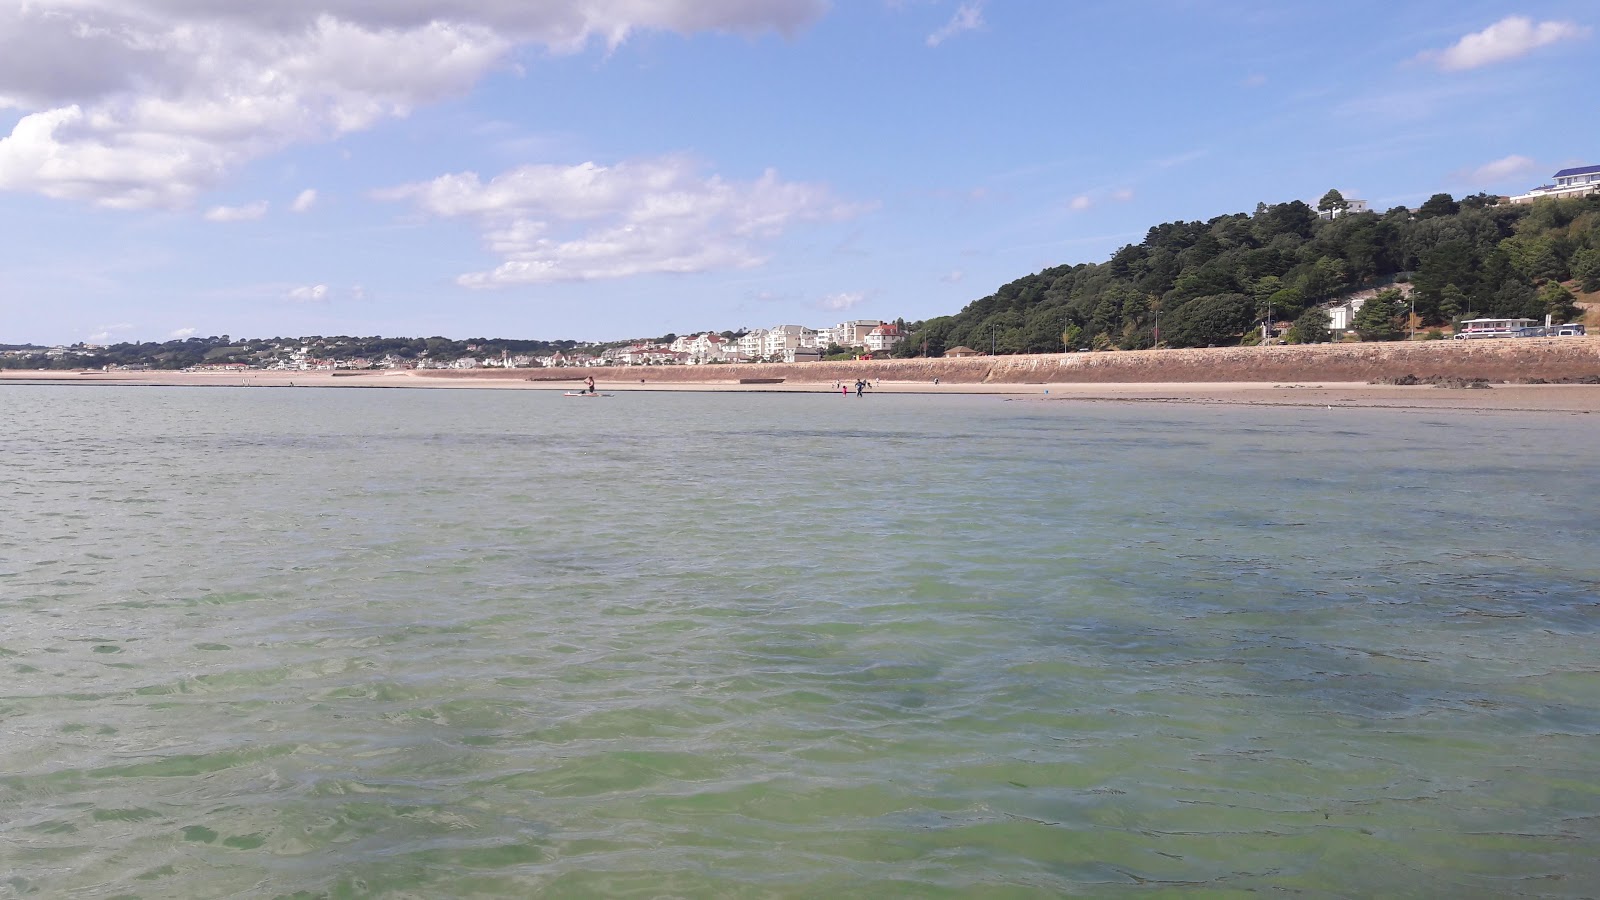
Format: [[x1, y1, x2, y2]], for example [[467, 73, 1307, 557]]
[[1316, 198, 1370, 220], [1510, 164, 1600, 204], [944, 346, 980, 358]]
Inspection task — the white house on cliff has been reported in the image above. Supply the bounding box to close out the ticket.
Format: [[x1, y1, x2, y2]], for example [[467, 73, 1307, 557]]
[[1511, 164, 1600, 204]]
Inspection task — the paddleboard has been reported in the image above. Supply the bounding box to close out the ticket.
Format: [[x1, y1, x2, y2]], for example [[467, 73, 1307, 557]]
[[563, 392, 614, 397]]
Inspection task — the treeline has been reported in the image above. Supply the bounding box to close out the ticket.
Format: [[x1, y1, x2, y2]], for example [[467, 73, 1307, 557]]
[[899, 191, 1600, 354], [0, 334, 589, 370]]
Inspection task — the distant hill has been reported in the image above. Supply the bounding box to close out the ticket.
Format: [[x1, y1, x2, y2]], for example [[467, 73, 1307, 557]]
[[901, 191, 1600, 354]]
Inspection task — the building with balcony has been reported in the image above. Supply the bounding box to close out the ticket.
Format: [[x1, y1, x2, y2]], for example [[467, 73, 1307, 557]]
[[1510, 164, 1600, 204]]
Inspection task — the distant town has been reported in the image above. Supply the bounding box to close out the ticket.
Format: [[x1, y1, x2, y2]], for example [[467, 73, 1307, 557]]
[[0, 319, 913, 372]]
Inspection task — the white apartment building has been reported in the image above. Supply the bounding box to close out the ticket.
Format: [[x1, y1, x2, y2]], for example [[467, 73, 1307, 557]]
[[831, 320, 884, 348], [763, 324, 816, 358], [1511, 164, 1600, 204], [736, 329, 768, 358]]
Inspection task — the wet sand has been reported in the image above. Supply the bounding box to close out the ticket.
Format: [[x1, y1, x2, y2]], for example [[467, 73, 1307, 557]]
[[5, 368, 1600, 413]]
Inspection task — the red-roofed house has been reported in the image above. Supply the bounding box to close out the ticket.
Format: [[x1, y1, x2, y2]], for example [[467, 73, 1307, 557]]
[[864, 323, 905, 353]]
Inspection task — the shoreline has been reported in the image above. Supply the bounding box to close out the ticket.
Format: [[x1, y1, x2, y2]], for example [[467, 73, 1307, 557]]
[[5, 368, 1600, 413]]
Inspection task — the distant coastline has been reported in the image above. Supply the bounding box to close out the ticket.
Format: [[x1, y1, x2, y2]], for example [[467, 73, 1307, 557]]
[[7, 339, 1600, 412]]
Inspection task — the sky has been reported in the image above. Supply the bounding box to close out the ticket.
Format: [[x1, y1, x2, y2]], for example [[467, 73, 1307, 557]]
[[1, 1, 1596, 346]]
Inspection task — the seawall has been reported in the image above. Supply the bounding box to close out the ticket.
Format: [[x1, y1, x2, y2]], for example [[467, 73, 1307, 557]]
[[435, 337, 1600, 385]]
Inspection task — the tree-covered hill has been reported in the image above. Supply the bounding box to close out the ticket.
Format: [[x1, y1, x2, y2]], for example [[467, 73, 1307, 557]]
[[900, 191, 1600, 355]]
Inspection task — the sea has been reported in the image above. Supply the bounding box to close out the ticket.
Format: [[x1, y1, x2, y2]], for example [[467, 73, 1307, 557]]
[[2, 384, 1598, 898]]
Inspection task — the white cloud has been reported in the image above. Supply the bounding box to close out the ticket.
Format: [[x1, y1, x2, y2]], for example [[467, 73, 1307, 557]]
[[379, 156, 862, 286], [819, 291, 865, 311], [169, 327, 196, 339], [1111, 188, 1135, 202], [1069, 195, 1093, 211], [939, 269, 964, 283], [87, 322, 135, 344], [1459, 154, 1539, 185], [1421, 16, 1589, 71], [287, 284, 330, 302], [204, 201, 269, 222], [927, 2, 984, 47], [291, 189, 318, 213], [0, 1, 828, 209]]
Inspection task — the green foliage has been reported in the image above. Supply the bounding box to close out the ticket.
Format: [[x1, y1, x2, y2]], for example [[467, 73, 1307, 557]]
[[1287, 307, 1331, 344], [1061, 323, 1083, 350], [1162, 293, 1253, 348], [1417, 193, 1460, 219], [904, 192, 1599, 357], [1353, 289, 1406, 341], [1573, 248, 1600, 292], [1317, 189, 1349, 216], [1539, 282, 1580, 323]]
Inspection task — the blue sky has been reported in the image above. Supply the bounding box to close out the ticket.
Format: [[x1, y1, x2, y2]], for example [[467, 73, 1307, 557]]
[[1, 1, 1595, 346]]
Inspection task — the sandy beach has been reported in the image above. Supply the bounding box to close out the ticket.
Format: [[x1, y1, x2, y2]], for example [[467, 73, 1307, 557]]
[[6, 367, 1600, 413]]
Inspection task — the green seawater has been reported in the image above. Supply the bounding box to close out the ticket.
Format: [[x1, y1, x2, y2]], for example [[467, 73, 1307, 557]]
[[1, 384, 1597, 897]]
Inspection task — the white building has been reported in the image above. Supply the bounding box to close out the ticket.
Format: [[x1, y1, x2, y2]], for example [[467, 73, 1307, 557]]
[[1511, 164, 1600, 204], [1316, 198, 1370, 220], [735, 329, 768, 358], [684, 333, 730, 365], [864, 322, 905, 353], [763, 324, 815, 358], [831, 320, 884, 348], [1326, 297, 1367, 331]]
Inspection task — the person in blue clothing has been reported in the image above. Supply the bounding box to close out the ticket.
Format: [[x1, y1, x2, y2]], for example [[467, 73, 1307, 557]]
[[854, 379, 866, 397]]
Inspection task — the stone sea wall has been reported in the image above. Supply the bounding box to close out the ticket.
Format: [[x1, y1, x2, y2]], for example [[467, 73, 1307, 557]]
[[436, 337, 1600, 385]]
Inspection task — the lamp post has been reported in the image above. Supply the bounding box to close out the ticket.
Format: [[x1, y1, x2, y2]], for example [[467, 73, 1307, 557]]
[[991, 325, 996, 357], [1410, 291, 1416, 340]]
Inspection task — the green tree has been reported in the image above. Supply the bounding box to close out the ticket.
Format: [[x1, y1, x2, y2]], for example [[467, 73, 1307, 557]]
[[1572, 248, 1600, 292], [1162, 292, 1253, 348], [1417, 193, 1460, 219], [1061, 323, 1083, 350], [1439, 284, 1468, 322], [1286, 307, 1331, 344], [1539, 282, 1580, 323], [1317, 189, 1349, 219], [1353, 288, 1405, 341]]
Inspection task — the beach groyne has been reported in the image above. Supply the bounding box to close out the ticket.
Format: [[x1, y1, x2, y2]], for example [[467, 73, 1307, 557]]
[[437, 337, 1600, 385]]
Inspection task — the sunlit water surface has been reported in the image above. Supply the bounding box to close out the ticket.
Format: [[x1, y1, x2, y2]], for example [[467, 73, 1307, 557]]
[[2, 385, 1597, 897]]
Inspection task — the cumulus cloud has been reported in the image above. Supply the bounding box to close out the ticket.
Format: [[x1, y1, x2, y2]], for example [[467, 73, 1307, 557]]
[[291, 189, 318, 213], [1069, 195, 1093, 211], [87, 322, 135, 344], [0, 1, 828, 208], [378, 156, 862, 286], [818, 291, 865, 311], [1420, 16, 1589, 71], [927, 2, 984, 47], [169, 327, 197, 338], [287, 284, 330, 302], [1111, 188, 1135, 202], [204, 201, 269, 222], [1459, 154, 1539, 184], [939, 269, 964, 283]]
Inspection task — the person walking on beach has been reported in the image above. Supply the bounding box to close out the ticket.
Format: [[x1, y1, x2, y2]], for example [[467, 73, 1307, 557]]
[[584, 375, 596, 395], [855, 379, 865, 397]]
